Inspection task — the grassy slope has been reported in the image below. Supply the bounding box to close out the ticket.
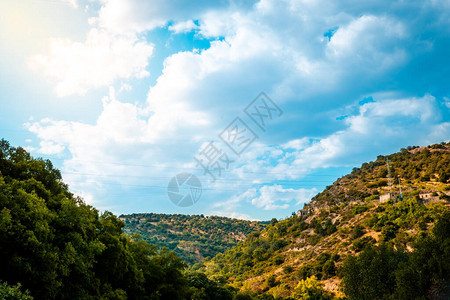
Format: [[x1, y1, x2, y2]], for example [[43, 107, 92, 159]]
[[201, 143, 450, 298]]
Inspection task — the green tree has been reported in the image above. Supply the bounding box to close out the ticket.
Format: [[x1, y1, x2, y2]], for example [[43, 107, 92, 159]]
[[0, 282, 33, 300], [342, 244, 407, 299], [0, 140, 192, 299], [292, 276, 329, 300]]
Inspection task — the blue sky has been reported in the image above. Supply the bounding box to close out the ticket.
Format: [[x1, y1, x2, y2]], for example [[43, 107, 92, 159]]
[[1, 0, 450, 220]]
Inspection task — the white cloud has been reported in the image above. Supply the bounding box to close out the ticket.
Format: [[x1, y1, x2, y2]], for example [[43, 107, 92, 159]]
[[24, 146, 36, 152], [168, 20, 199, 34], [118, 83, 132, 92], [60, 0, 78, 8], [25, 0, 450, 216], [282, 138, 310, 150], [212, 188, 257, 210], [25, 86, 212, 208], [29, 29, 153, 96], [327, 15, 408, 71], [232, 95, 447, 183], [444, 97, 450, 109], [250, 185, 317, 210], [94, 0, 239, 34], [209, 211, 257, 221], [38, 141, 65, 155]]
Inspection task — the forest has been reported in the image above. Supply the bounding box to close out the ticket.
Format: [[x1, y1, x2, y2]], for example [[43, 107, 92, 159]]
[[120, 213, 267, 264]]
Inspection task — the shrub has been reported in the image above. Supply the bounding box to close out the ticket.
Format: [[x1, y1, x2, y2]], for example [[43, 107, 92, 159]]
[[364, 213, 378, 228], [316, 253, 331, 264], [364, 195, 379, 201], [420, 175, 430, 182], [271, 240, 288, 251], [283, 265, 293, 274], [352, 205, 369, 215], [322, 260, 336, 278], [267, 275, 277, 288], [0, 282, 33, 300], [381, 224, 399, 241], [352, 236, 376, 252], [350, 224, 365, 240], [273, 256, 284, 265], [292, 276, 330, 300], [297, 265, 313, 280], [439, 193, 450, 201]]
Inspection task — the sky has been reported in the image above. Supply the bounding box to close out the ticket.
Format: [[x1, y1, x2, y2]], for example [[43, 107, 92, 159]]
[[1, 0, 450, 221]]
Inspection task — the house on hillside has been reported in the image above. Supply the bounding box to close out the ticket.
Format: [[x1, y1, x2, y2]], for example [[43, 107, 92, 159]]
[[380, 193, 395, 203], [297, 209, 310, 216], [419, 192, 433, 199]]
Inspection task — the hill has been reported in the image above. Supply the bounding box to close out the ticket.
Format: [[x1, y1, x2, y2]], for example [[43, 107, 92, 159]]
[[119, 213, 268, 265], [200, 142, 450, 299]]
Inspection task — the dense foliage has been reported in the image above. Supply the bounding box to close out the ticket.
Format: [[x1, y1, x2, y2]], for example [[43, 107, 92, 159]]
[[121, 213, 267, 265], [0, 139, 192, 299], [342, 213, 450, 299], [0, 281, 33, 300]]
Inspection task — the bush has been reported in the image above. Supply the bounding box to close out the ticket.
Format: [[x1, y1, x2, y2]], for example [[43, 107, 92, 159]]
[[420, 175, 430, 182], [364, 213, 379, 228], [352, 236, 376, 252], [283, 265, 293, 274], [366, 179, 388, 188], [292, 276, 330, 300], [439, 193, 450, 201], [364, 195, 379, 201], [0, 282, 33, 300], [267, 275, 277, 288], [297, 265, 313, 280], [381, 223, 399, 241], [316, 253, 331, 264], [352, 205, 369, 215], [273, 256, 284, 265], [233, 292, 255, 300], [271, 240, 288, 251], [322, 260, 336, 278], [350, 224, 365, 240]]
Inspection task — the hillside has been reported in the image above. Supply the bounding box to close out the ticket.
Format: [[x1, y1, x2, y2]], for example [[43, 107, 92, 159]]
[[120, 213, 268, 265], [200, 143, 450, 299]]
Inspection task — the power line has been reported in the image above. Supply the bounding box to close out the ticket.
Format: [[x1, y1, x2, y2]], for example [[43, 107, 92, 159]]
[[65, 179, 326, 193], [46, 157, 346, 177], [62, 171, 340, 182]]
